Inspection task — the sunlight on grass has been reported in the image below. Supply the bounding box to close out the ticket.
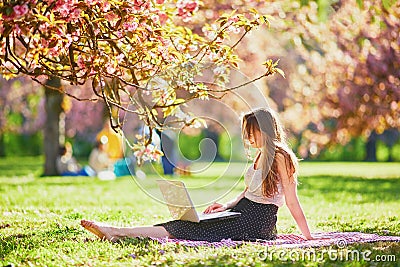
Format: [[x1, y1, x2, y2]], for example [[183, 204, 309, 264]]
[[0, 158, 399, 266]]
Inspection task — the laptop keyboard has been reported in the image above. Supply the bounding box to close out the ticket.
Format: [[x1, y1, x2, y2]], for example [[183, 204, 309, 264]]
[[197, 211, 239, 220]]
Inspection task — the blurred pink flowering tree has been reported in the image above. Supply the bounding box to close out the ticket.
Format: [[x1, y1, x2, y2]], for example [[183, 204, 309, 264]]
[[0, 77, 44, 156], [235, 0, 399, 159]]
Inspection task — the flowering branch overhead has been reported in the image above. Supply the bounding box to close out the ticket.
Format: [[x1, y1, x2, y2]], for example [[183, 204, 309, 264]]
[[0, 0, 282, 164]]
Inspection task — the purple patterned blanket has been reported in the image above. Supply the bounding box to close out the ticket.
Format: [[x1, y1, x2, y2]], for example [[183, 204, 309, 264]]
[[152, 232, 400, 248]]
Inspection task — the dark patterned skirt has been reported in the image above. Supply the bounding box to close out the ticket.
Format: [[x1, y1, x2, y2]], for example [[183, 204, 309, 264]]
[[155, 197, 278, 242]]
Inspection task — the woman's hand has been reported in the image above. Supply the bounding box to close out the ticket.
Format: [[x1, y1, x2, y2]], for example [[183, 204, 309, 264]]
[[203, 203, 227, 214]]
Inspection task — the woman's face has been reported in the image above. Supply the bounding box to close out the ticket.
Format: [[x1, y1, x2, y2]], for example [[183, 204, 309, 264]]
[[248, 128, 262, 148]]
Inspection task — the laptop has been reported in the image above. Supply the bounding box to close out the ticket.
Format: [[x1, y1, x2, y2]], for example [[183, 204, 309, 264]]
[[156, 179, 241, 223]]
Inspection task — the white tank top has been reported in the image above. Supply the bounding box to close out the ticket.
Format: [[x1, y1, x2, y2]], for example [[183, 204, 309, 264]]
[[244, 165, 285, 207]]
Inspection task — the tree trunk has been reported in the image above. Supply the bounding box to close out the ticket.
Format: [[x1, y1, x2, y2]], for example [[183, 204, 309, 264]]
[[0, 133, 5, 157], [365, 130, 377, 162], [43, 77, 63, 176]]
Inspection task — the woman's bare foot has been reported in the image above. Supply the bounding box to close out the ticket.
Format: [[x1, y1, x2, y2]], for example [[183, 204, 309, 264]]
[[80, 220, 119, 242]]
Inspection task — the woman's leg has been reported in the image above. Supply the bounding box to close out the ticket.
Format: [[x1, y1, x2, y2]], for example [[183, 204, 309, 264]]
[[80, 220, 173, 242]]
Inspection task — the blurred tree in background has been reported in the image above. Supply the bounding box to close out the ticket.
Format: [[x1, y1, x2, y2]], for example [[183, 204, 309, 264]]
[[0, 77, 44, 156], [229, 0, 399, 160]]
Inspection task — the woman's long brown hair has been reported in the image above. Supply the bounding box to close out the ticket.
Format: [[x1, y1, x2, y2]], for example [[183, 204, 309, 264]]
[[242, 108, 298, 197]]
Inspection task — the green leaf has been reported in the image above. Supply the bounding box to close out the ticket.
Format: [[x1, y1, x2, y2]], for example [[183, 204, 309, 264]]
[[275, 68, 285, 78], [219, 19, 228, 27], [174, 98, 186, 104], [262, 15, 274, 27], [35, 14, 50, 23], [4, 6, 13, 16], [1, 72, 18, 80], [216, 16, 228, 22], [262, 59, 272, 67], [249, 8, 258, 14], [162, 106, 177, 117], [382, 0, 395, 11], [92, 18, 107, 23]]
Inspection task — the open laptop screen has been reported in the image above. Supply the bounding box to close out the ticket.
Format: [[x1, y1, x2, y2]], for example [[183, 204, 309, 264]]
[[156, 180, 194, 220]]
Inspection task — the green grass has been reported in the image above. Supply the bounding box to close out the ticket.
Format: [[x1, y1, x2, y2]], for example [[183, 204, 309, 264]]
[[0, 158, 399, 266]]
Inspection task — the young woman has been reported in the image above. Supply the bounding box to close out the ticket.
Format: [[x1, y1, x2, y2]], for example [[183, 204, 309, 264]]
[[81, 108, 314, 242]]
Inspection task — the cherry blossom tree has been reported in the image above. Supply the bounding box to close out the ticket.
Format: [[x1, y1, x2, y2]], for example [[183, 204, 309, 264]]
[[235, 0, 399, 159], [0, 0, 282, 171], [325, 0, 399, 159]]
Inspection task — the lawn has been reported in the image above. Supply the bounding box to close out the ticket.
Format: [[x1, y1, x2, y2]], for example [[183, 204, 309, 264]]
[[0, 157, 399, 266]]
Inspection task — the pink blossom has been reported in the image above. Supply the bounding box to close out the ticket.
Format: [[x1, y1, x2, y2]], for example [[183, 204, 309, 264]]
[[106, 63, 116, 74], [176, 0, 185, 8], [150, 14, 159, 23], [203, 30, 216, 40], [176, 0, 198, 22], [178, 8, 185, 16], [35, 74, 49, 80], [188, 44, 198, 51], [86, 0, 99, 5], [228, 16, 240, 23], [115, 31, 123, 38], [3, 61, 15, 70], [101, 1, 111, 12], [56, 5, 69, 17], [156, 0, 165, 4], [228, 25, 240, 34], [14, 24, 23, 35], [213, 66, 226, 75], [64, 35, 74, 47], [150, 151, 160, 161], [13, 4, 29, 17], [41, 38, 49, 48], [185, 2, 198, 12], [123, 21, 138, 31], [2, 14, 16, 21], [134, 0, 150, 11], [68, 8, 81, 22], [39, 23, 49, 32], [77, 56, 85, 69], [134, 150, 143, 158], [49, 46, 61, 57], [53, 0, 80, 18], [158, 12, 168, 25], [104, 12, 119, 27], [116, 54, 125, 62]]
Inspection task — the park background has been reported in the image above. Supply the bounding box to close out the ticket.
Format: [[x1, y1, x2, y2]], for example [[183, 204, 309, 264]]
[[1, 0, 399, 266], [1, 0, 398, 166]]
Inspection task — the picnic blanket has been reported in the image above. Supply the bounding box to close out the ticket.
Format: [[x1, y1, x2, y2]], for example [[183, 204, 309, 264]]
[[152, 232, 400, 248]]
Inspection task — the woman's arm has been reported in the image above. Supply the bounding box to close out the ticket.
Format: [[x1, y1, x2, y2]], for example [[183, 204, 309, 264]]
[[277, 154, 313, 240], [224, 187, 247, 209], [204, 188, 247, 213]]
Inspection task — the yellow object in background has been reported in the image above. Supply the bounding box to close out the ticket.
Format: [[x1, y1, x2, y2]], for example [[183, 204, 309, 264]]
[[96, 121, 124, 161]]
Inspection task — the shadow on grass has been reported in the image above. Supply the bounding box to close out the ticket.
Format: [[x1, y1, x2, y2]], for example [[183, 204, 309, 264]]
[[0, 226, 82, 259], [299, 175, 400, 202]]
